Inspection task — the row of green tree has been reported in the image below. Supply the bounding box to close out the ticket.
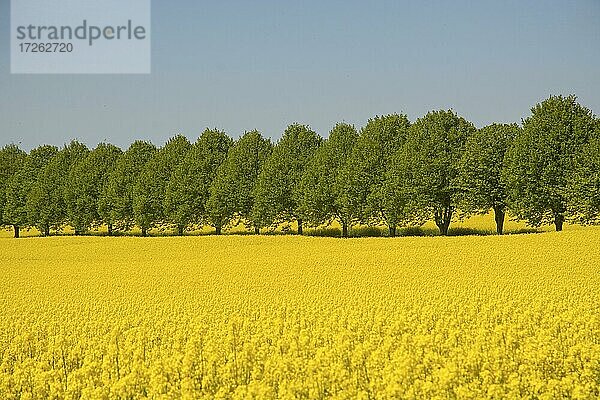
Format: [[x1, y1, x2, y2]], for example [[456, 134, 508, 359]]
[[1, 95, 598, 238]]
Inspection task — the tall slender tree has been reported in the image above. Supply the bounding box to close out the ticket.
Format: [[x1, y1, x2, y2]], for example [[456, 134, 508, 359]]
[[27, 141, 89, 236], [99, 140, 157, 234], [206, 130, 272, 234], [458, 123, 519, 234], [165, 129, 232, 235], [300, 123, 358, 237], [64, 143, 122, 235], [253, 124, 321, 234], [134, 135, 191, 236], [566, 120, 600, 224], [0, 144, 27, 237], [337, 114, 410, 236]]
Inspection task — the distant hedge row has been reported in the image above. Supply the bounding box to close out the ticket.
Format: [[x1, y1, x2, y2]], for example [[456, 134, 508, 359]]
[[1, 94, 598, 238]]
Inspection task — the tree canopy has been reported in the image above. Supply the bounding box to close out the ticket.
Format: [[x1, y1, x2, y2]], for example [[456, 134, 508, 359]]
[[458, 123, 519, 234], [253, 124, 321, 234], [387, 110, 476, 235], [567, 130, 600, 224], [99, 140, 157, 233], [207, 130, 272, 234], [4, 145, 58, 237], [0, 145, 27, 236], [337, 114, 410, 236], [504, 95, 597, 231], [133, 135, 191, 236], [27, 141, 89, 236], [300, 123, 358, 237], [165, 129, 232, 235], [65, 143, 122, 235]]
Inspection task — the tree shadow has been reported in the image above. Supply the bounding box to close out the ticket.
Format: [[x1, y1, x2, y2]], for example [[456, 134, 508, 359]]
[[304, 225, 543, 238], [17, 224, 544, 238]]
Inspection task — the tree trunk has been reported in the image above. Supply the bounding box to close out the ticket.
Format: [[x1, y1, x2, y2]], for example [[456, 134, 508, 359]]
[[388, 225, 396, 238], [44, 223, 50, 237], [434, 205, 453, 236], [107, 223, 113, 236], [254, 226, 260, 234], [554, 213, 564, 232], [141, 227, 147, 237], [177, 225, 184, 236], [13, 225, 19, 239], [342, 222, 348, 238], [297, 219, 303, 235], [493, 205, 505, 235], [215, 225, 222, 235], [439, 223, 450, 236]]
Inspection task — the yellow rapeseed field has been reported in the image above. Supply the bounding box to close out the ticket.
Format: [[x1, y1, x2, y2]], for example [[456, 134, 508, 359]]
[[1, 227, 600, 399]]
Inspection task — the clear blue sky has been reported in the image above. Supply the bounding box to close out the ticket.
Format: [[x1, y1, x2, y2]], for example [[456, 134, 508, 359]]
[[1, 0, 599, 150]]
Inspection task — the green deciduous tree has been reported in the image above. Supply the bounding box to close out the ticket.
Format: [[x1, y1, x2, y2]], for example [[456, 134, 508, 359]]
[[134, 135, 192, 236], [27, 141, 89, 236], [300, 123, 358, 237], [253, 124, 321, 234], [391, 110, 476, 236], [64, 143, 122, 235], [337, 114, 410, 236], [504, 95, 597, 231], [165, 129, 232, 235], [99, 140, 157, 234], [0, 144, 27, 237], [566, 121, 600, 224], [206, 130, 272, 234], [458, 124, 519, 234], [4, 145, 58, 238]]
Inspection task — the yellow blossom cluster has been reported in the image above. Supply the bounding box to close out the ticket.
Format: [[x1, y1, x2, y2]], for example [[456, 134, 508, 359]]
[[1, 228, 600, 398]]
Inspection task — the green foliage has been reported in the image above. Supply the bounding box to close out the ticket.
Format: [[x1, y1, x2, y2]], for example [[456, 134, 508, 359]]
[[99, 141, 157, 233], [388, 110, 476, 235], [3, 95, 599, 238], [299, 123, 358, 236], [458, 123, 519, 233], [4, 145, 58, 232], [0, 144, 27, 226], [207, 130, 272, 233], [567, 130, 600, 224], [459, 124, 518, 212], [27, 141, 89, 235], [252, 124, 322, 231], [337, 114, 410, 234], [165, 129, 232, 234], [503, 95, 597, 230], [134, 135, 192, 234], [64, 143, 122, 234]]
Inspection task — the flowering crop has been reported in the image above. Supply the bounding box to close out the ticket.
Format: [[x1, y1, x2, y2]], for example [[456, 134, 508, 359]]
[[1, 229, 600, 398]]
